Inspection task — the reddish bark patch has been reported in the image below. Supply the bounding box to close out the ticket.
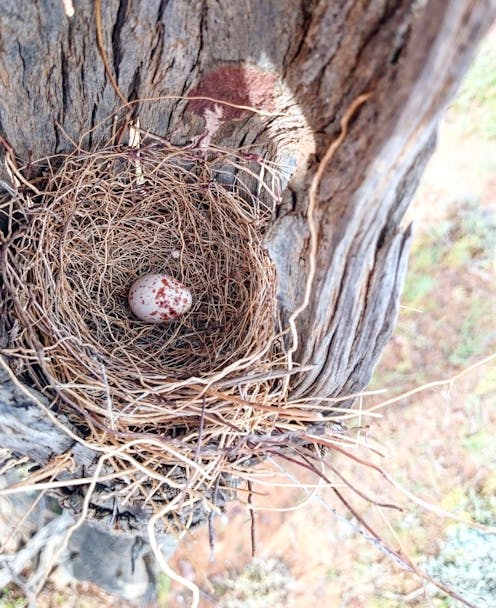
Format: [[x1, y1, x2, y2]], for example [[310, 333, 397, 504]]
[[188, 65, 277, 120]]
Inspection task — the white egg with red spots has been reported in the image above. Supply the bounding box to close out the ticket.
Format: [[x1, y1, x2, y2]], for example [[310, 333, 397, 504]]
[[128, 273, 192, 323]]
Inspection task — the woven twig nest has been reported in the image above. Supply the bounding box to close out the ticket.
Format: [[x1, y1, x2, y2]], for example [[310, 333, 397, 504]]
[[1, 135, 300, 531]]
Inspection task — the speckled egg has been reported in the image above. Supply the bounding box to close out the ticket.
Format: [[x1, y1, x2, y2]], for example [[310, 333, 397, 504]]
[[128, 273, 192, 323]]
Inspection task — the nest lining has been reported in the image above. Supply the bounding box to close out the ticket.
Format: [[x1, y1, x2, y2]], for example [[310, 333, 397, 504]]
[[2, 146, 280, 390]]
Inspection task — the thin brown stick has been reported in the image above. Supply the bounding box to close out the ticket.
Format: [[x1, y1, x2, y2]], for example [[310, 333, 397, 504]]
[[94, 0, 128, 105], [247, 480, 256, 558]]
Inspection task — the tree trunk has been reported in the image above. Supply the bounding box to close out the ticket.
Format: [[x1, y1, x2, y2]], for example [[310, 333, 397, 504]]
[[1, 0, 495, 598]]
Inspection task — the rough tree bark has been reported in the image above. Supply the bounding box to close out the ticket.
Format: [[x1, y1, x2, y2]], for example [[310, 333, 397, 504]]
[[1, 0, 495, 599]]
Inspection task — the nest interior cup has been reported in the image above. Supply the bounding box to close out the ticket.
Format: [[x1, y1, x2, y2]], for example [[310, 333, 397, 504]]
[[1, 143, 283, 415]]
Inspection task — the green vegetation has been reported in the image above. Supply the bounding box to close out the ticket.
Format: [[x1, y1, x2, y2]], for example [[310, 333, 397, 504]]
[[450, 34, 496, 139], [374, 198, 496, 388], [404, 200, 496, 306], [425, 490, 496, 607], [157, 574, 171, 608], [462, 429, 494, 460], [447, 295, 492, 365], [369, 598, 398, 608], [216, 559, 294, 608], [0, 592, 27, 608], [426, 525, 496, 607]]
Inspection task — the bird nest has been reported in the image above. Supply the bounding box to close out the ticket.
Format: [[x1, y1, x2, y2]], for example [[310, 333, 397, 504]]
[[0, 134, 304, 534]]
